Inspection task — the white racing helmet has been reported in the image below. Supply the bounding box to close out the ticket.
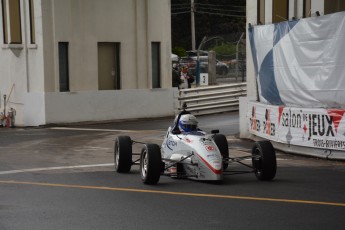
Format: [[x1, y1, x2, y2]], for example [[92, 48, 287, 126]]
[[178, 114, 198, 132]]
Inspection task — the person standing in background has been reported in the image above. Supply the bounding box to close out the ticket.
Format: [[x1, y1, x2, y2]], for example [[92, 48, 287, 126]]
[[179, 66, 194, 89]]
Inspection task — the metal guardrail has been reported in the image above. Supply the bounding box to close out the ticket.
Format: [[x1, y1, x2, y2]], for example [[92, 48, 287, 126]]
[[177, 82, 247, 115]]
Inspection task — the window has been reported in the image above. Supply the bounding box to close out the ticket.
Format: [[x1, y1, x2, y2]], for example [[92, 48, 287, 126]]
[[303, 0, 311, 18], [324, 0, 345, 15], [58, 42, 70, 92], [151, 42, 161, 88], [8, 0, 21, 43], [257, 0, 265, 25], [272, 0, 288, 23], [1, 0, 22, 44], [28, 0, 35, 43], [1, 0, 8, 43]]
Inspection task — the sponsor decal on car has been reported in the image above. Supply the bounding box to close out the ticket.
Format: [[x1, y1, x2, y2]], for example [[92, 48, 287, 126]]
[[196, 153, 222, 175], [166, 138, 177, 151], [205, 145, 216, 152], [184, 138, 193, 143]]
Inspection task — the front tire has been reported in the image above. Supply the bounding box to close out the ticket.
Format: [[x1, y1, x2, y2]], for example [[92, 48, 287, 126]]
[[252, 141, 276, 181], [140, 144, 162, 185], [114, 136, 132, 173], [213, 134, 229, 170]]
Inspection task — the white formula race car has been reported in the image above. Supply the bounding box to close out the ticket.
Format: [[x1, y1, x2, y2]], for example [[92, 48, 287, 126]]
[[114, 106, 277, 185]]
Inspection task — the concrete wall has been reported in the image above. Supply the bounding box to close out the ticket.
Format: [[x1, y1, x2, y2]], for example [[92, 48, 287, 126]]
[[147, 0, 172, 89], [0, 0, 45, 125], [41, 0, 171, 91], [24, 88, 177, 126], [0, 0, 174, 126]]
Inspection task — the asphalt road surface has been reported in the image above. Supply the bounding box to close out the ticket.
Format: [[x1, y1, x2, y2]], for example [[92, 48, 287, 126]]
[[0, 112, 345, 230]]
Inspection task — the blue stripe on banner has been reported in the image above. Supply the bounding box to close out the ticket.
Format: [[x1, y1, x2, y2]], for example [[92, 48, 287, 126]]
[[274, 20, 299, 46], [258, 20, 299, 105], [248, 26, 259, 76], [258, 50, 283, 105]]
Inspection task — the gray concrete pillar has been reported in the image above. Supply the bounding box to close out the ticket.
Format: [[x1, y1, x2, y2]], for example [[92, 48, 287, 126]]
[[208, 51, 216, 85]]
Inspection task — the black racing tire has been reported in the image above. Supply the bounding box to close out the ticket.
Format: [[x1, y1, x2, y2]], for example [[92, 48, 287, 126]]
[[252, 141, 277, 181], [140, 144, 162, 185], [114, 136, 132, 173], [213, 134, 229, 170]]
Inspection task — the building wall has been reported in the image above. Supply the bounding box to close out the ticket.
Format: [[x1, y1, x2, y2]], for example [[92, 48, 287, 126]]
[[0, 0, 45, 125], [41, 0, 171, 92], [24, 88, 177, 126], [0, 0, 173, 126], [147, 0, 171, 89]]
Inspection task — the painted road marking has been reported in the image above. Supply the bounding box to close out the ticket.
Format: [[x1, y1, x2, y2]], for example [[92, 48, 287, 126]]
[[73, 146, 112, 151], [0, 157, 286, 175], [50, 127, 164, 133], [0, 163, 114, 175], [0, 180, 344, 207]]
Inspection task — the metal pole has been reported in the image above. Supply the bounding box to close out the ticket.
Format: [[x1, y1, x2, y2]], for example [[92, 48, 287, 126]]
[[3, 95, 6, 117], [236, 32, 244, 80], [191, 0, 196, 50]]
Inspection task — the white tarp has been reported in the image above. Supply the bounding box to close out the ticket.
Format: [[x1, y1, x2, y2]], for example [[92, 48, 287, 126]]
[[249, 11, 345, 108]]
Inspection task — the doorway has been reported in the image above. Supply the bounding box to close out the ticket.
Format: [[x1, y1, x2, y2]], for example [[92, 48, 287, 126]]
[[98, 42, 120, 90]]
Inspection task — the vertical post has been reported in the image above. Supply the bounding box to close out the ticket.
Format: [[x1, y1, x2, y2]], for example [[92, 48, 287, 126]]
[[191, 0, 196, 50], [196, 36, 206, 87], [196, 59, 200, 86], [3, 95, 6, 116], [241, 43, 245, 82], [208, 51, 216, 85], [236, 33, 245, 81]]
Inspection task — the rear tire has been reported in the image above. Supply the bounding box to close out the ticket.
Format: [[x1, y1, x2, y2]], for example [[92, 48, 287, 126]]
[[140, 144, 162, 185], [213, 134, 229, 170], [252, 141, 276, 181], [114, 136, 132, 173]]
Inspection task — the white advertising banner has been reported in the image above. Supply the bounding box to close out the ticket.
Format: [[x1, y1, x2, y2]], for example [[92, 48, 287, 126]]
[[248, 102, 345, 151]]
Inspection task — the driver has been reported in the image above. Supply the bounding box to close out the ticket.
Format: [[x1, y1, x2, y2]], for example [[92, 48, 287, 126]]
[[178, 114, 198, 132]]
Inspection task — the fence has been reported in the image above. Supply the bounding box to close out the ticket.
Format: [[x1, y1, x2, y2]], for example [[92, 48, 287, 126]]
[[176, 82, 247, 115]]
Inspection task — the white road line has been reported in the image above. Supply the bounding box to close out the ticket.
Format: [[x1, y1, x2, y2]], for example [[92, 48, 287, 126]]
[[0, 163, 114, 175], [0, 157, 287, 175], [242, 158, 287, 161], [73, 146, 112, 151], [84, 146, 112, 150], [50, 127, 163, 133]]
